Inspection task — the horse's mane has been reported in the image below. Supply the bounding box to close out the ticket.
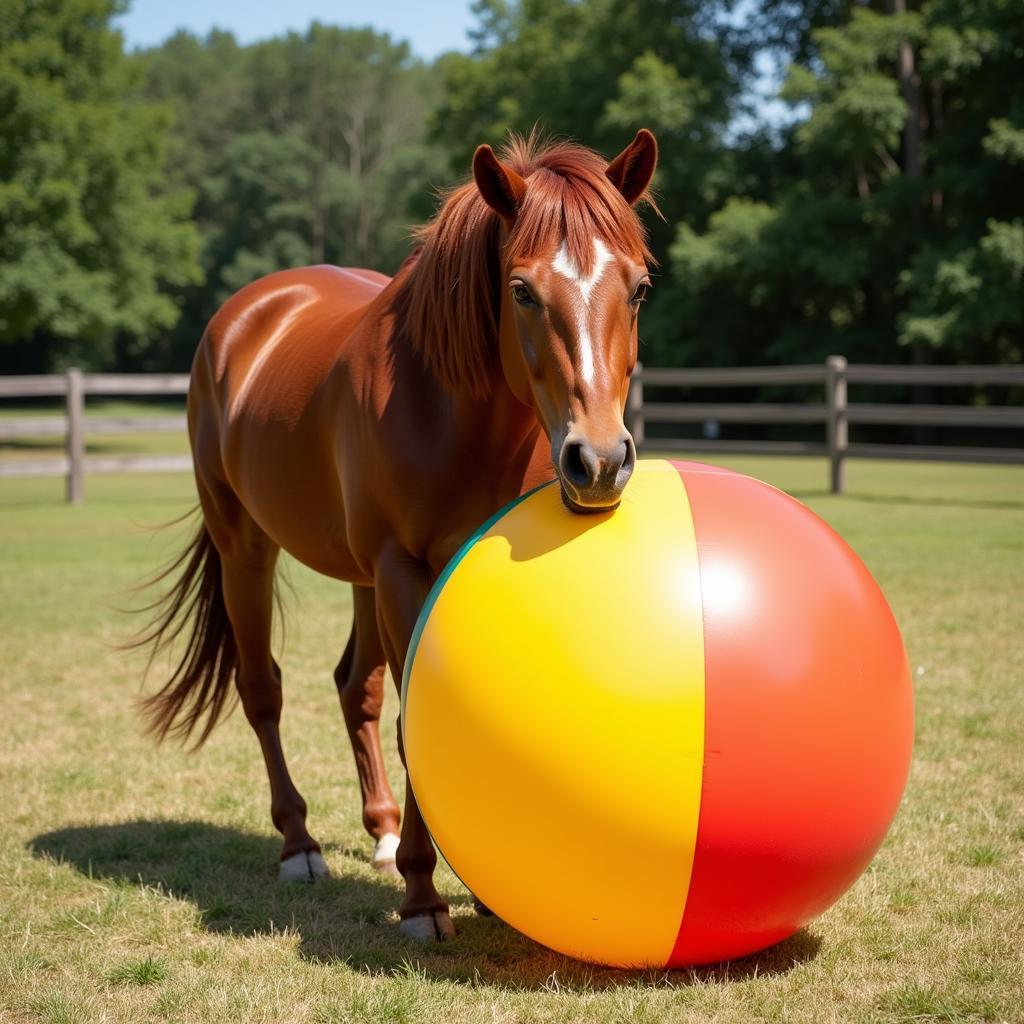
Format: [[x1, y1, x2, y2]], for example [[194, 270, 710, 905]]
[[392, 133, 654, 398]]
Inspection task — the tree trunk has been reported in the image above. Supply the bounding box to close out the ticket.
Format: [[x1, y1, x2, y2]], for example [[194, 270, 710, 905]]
[[930, 79, 944, 214], [311, 185, 326, 264], [887, 0, 931, 437], [311, 61, 329, 264], [888, 0, 924, 181], [856, 161, 870, 200]]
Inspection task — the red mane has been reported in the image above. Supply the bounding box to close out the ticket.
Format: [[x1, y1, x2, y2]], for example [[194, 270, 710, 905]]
[[393, 134, 654, 397]]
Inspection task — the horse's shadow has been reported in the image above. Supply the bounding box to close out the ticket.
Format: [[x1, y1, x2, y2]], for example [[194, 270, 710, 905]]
[[29, 820, 820, 990]]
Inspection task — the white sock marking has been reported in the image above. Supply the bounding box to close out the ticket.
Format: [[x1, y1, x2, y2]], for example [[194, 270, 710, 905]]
[[552, 238, 613, 385], [373, 832, 400, 865]]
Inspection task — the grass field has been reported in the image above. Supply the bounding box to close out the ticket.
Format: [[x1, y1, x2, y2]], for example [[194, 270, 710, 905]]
[[1, 456, 1022, 1023]]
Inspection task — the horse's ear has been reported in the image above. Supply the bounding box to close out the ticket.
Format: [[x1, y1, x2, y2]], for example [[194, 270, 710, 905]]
[[473, 144, 527, 224], [606, 129, 658, 206]]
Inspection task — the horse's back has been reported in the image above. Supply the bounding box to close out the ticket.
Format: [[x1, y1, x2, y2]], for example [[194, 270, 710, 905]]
[[189, 265, 389, 577], [198, 265, 387, 424]]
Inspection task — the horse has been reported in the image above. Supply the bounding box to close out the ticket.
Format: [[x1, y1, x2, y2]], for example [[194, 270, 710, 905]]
[[137, 129, 659, 941]]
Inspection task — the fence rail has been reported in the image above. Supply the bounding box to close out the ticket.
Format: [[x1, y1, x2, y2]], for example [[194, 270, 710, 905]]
[[628, 355, 1021, 492], [0, 361, 1020, 501], [0, 369, 190, 502]]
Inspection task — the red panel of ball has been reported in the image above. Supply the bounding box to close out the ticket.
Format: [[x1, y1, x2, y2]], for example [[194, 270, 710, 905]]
[[667, 461, 914, 966]]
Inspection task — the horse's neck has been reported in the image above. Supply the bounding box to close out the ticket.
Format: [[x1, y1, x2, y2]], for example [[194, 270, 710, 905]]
[[340, 300, 541, 479], [328, 269, 545, 506], [418, 364, 543, 493], [461, 371, 538, 451], [433, 378, 548, 522]]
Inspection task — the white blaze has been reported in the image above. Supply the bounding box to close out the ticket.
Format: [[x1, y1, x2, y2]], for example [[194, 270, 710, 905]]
[[552, 237, 613, 385]]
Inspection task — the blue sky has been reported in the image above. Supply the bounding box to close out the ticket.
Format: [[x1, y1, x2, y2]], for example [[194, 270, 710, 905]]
[[115, 0, 478, 59]]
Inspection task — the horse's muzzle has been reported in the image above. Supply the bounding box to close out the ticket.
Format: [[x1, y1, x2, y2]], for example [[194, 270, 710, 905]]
[[557, 433, 636, 513]]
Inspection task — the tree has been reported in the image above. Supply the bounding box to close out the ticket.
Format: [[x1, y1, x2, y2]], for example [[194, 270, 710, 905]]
[[0, 0, 201, 370], [667, 0, 1024, 367], [137, 25, 447, 368], [433, 0, 746, 218]]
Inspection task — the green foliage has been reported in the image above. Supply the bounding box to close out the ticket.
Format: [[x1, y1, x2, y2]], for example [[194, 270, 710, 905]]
[[667, 189, 879, 365], [432, 0, 744, 220], [781, 7, 919, 173], [602, 51, 701, 139], [670, 0, 1024, 366], [983, 119, 1024, 165], [0, 0, 201, 370], [899, 219, 1024, 361], [136, 24, 447, 369], [0, 0, 1020, 371]]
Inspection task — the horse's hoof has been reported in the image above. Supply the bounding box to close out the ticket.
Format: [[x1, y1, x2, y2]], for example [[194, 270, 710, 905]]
[[278, 849, 329, 883], [371, 833, 401, 875], [399, 910, 456, 942], [473, 898, 494, 917]]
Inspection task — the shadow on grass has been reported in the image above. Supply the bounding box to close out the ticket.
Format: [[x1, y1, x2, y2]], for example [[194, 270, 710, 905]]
[[789, 489, 1023, 511], [29, 820, 820, 991]]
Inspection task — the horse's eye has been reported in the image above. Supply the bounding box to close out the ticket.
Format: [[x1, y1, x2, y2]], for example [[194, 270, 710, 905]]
[[630, 281, 650, 307], [511, 283, 537, 307]]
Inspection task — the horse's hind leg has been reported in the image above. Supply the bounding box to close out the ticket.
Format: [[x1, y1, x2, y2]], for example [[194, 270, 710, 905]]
[[212, 506, 327, 882], [334, 585, 401, 873]]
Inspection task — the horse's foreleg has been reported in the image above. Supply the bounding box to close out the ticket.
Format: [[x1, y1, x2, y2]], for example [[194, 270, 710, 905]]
[[374, 544, 455, 941], [334, 584, 401, 873], [219, 547, 327, 882]]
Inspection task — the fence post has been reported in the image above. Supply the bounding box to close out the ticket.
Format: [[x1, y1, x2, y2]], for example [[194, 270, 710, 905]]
[[825, 355, 848, 494], [65, 368, 84, 504], [627, 361, 645, 449]]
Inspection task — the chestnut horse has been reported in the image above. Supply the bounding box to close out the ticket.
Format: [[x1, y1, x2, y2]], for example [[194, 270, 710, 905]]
[[138, 130, 658, 941]]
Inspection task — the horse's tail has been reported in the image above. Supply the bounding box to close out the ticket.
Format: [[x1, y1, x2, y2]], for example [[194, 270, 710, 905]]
[[131, 515, 238, 747]]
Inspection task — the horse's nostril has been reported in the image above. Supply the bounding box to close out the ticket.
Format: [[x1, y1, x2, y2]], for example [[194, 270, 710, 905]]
[[619, 436, 636, 482], [561, 441, 592, 489]]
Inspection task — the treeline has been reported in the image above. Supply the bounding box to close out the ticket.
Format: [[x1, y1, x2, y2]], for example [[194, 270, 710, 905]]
[[1, 0, 1021, 373]]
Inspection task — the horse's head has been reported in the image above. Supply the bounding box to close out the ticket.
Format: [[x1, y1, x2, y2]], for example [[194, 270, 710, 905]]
[[473, 131, 658, 513]]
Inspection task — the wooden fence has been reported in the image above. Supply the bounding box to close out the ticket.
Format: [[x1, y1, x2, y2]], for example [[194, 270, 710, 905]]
[[0, 370, 190, 503], [627, 356, 1024, 492], [0, 360, 1022, 501]]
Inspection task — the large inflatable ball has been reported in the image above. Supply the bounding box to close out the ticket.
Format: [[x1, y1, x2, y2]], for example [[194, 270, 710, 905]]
[[402, 459, 913, 968]]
